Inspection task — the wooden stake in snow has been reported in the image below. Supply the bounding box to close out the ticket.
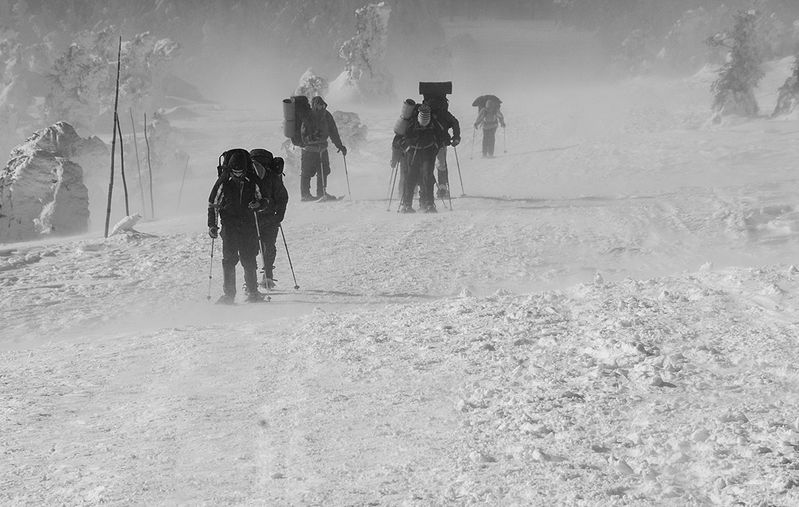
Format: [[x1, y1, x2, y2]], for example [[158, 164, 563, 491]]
[[129, 108, 146, 218], [177, 155, 190, 212], [144, 112, 155, 219], [116, 114, 130, 216], [104, 36, 123, 239]]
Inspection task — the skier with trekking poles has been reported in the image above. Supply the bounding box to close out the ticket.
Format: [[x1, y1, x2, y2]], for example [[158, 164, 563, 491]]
[[207, 149, 271, 304]]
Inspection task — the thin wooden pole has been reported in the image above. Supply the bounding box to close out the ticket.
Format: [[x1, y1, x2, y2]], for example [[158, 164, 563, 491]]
[[177, 155, 190, 211], [144, 112, 155, 218], [104, 36, 122, 238], [129, 108, 146, 217], [116, 114, 129, 215]]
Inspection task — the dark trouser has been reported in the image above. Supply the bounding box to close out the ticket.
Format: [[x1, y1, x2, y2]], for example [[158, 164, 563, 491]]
[[435, 146, 449, 187], [221, 220, 259, 297], [398, 153, 418, 208], [258, 220, 280, 279], [482, 127, 497, 156], [300, 149, 331, 198], [411, 146, 438, 209]]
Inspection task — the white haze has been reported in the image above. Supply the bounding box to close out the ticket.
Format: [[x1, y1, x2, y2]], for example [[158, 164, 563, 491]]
[[4, 12, 799, 506]]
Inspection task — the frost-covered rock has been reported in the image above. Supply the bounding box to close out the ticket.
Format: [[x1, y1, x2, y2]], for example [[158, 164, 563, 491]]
[[294, 68, 328, 99], [0, 122, 105, 242], [329, 2, 393, 103], [331, 111, 367, 152]]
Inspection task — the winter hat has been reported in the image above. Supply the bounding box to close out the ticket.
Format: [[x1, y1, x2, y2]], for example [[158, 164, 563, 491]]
[[418, 103, 431, 127], [311, 96, 327, 109], [227, 151, 247, 178]]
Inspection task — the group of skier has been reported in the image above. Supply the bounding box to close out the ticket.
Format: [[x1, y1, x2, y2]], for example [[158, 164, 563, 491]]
[[207, 148, 288, 304], [207, 82, 505, 302], [389, 83, 505, 213]]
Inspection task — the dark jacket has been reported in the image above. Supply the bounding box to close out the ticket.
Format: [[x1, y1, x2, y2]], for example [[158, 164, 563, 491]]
[[258, 170, 289, 223], [301, 109, 344, 153], [207, 174, 265, 228], [432, 109, 461, 145]]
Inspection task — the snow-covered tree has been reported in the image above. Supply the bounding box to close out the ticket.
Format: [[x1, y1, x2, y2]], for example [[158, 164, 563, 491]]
[[44, 28, 180, 132], [329, 2, 394, 103], [707, 10, 764, 119], [294, 68, 329, 99]]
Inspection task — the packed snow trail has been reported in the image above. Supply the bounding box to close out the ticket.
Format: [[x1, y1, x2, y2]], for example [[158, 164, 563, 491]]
[[5, 17, 799, 505]]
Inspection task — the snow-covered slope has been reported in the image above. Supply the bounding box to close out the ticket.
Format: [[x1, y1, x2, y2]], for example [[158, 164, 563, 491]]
[[3, 18, 799, 506]]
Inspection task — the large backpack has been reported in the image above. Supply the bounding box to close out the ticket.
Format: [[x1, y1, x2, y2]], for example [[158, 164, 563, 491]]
[[282, 95, 311, 147]]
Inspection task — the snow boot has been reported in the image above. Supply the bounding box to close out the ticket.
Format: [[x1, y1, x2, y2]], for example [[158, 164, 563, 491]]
[[398, 204, 416, 214], [215, 294, 235, 305], [246, 291, 266, 303], [421, 204, 437, 213], [436, 184, 450, 199]]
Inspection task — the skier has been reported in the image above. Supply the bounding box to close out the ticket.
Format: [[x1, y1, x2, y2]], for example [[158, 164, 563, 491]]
[[207, 150, 269, 304], [402, 103, 441, 213], [250, 148, 289, 289], [424, 95, 460, 199], [299, 96, 347, 201], [474, 97, 505, 158], [391, 133, 416, 213]]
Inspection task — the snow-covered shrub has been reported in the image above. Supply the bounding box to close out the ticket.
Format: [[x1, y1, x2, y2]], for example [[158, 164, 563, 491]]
[[659, 7, 730, 73], [707, 10, 764, 119], [295, 68, 329, 99], [772, 56, 799, 117], [44, 27, 180, 132], [329, 2, 394, 103]]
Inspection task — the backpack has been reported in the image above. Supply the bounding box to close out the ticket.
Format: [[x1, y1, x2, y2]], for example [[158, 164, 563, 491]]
[[283, 95, 311, 147]]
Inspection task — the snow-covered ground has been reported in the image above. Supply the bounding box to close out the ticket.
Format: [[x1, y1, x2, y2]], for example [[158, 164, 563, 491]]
[[3, 19, 799, 505]]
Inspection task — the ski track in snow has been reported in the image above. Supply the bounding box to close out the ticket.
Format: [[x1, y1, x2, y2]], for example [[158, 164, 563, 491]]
[[6, 20, 799, 505]]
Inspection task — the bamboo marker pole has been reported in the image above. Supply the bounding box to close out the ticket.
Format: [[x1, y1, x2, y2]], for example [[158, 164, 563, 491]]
[[144, 112, 155, 218], [104, 36, 122, 238], [129, 108, 146, 217], [116, 115, 129, 215]]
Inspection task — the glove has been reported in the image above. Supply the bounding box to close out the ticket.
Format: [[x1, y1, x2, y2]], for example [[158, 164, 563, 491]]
[[339, 145, 347, 157], [248, 200, 261, 210], [473, 123, 479, 129], [208, 226, 218, 239], [450, 137, 460, 147]]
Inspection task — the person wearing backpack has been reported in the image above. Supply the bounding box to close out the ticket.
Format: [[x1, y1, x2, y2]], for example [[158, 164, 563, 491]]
[[299, 96, 347, 201], [207, 150, 270, 304], [402, 103, 441, 213], [250, 148, 289, 289], [474, 98, 505, 158], [424, 95, 461, 199]]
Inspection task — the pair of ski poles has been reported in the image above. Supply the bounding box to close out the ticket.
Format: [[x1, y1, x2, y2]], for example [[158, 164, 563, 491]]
[[206, 219, 300, 300]]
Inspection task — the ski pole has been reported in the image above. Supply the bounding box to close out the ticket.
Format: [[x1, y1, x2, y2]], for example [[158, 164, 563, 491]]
[[253, 211, 268, 282], [342, 153, 351, 199], [387, 163, 399, 211], [207, 236, 215, 301], [453, 146, 465, 197], [279, 224, 300, 289], [177, 155, 190, 212]]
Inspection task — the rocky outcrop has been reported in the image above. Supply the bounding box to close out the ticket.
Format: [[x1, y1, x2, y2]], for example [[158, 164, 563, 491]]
[[0, 122, 106, 243]]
